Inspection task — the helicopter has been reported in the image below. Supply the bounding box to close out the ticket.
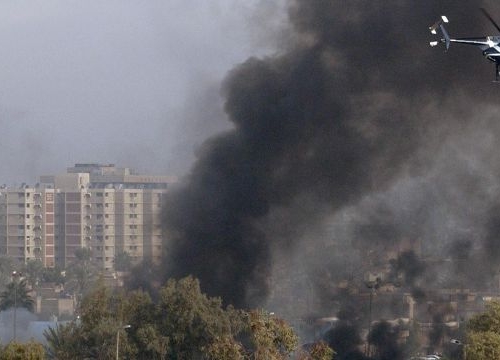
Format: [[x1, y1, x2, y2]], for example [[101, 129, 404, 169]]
[[429, 9, 500, 81]]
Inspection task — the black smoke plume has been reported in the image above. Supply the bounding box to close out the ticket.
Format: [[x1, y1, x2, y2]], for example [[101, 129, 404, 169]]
[[163, 0, 499, 308], [323, 322, 366, 360], [368, 321, 404, 360], [391, 251, 425, 288]]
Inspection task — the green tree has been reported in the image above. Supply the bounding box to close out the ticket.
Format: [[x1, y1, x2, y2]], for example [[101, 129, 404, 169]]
[[466, 331, 500, 360], [44, 322, 85, 360], [466, 301, 500, 360], [64, 247, 99, 301], [44, 275, 303, 359], [23, 260, 44, 289], [245, 310, 298, 360], [0, 256, 16, 290], [205, 335, 244, 360], [156, 276, 234, 358], [0, 279, 34, 312], [78, 280, 129, 359], [123, 290, 163, 359], [0, 341, 45, 360], [45, 281, 135, 359], [41, 265, 65, 285], [114, 250, 132, 272], [297, 341, 335, 360]]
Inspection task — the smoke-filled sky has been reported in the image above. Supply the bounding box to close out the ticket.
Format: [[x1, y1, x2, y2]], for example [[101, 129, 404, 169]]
[[7, 0, 500, 322], [0, 0, 286, 184], [163, 0, 500, 310]]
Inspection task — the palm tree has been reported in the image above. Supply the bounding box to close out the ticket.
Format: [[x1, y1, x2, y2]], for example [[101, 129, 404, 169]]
[[0, 278, 35, 312], [44, 322, 85, 359]]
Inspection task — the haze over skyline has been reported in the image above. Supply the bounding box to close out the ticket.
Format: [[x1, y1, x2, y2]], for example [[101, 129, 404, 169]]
[[0, 0, 286, 185]]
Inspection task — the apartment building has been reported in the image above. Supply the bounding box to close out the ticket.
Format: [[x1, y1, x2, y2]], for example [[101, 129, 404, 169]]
[[0, 164, 175, 271], [0, 186, 56, 267]]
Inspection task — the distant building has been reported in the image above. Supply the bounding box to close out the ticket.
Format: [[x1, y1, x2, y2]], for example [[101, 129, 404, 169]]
[[0, 186, 56, 267], [0, 164, 177, 271]]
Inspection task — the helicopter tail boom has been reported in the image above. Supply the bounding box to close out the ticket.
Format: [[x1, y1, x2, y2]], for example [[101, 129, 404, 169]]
[[429, 15, 451, 49]]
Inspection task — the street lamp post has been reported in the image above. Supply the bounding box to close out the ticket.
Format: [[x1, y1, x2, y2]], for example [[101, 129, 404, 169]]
[[116, 324, 131, 360], [11, 271, 20, 341]]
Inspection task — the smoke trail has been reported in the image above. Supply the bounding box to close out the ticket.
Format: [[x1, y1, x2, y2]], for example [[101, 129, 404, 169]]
[[163, 0, 498, 307]]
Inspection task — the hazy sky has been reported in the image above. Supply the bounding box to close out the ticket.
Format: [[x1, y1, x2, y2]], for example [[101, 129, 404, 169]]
[[0, 1, 286, 184]]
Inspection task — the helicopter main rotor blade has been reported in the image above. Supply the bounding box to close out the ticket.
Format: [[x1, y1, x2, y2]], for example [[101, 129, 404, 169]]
[[481, 8, 500, 33]]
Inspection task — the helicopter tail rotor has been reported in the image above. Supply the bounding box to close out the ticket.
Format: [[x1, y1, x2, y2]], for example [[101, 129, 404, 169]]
[[429, 16, 450, 50]]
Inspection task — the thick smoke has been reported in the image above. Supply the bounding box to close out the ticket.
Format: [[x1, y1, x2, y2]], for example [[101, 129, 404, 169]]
[[163, 0, 500, 309]]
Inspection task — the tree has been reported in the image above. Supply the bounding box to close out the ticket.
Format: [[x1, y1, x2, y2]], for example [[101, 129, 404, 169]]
[[41, 265, 65, 285], [114, 250, 132, 272], [466, 331, 500, 360], [297, 341, 336, 360], [0, 279, 34, 312], [23, 260, 44, 289], [0, 341, 45, 360], [245, 310, 298, 359], [466, 301, 500, 360], [64, 248, 99, 301], [0, 256, 16, 290], [44, 322, 85, 360], [155, 276, 235, 358], [45, 281, 135, 359], [205, 335, 244, 360], [44, 275, 303, 359]]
